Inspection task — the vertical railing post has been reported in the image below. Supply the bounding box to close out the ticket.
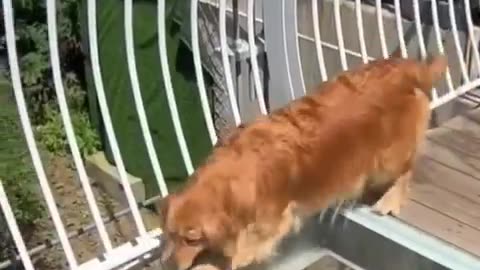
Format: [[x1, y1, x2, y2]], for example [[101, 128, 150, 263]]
[[263, 0, 305, 110]]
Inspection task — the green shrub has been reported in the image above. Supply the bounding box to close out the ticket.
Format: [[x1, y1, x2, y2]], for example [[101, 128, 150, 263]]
[[36, 104, 100, 157], [0, 0, 100, 260], [35, 73, 100, 156], [1, 0, 100, 156]]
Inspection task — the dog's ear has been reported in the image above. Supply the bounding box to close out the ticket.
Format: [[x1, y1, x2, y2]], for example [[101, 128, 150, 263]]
[[156, 195, 176, 262], [155, 194, 174, 228]]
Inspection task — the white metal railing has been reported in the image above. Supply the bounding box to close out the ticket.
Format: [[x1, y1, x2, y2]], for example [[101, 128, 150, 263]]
[[191, 0, 219, 144], [300, 0, 480, 110], [124, 0, 169, 197], [3, 0, 78, 267], [87, 0, 147, 242], [47, 0, 113, 254], [1, 0, 480, 270]]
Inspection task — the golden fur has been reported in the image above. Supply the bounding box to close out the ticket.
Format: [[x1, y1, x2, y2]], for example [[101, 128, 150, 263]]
[[156, 55, 447, 270]]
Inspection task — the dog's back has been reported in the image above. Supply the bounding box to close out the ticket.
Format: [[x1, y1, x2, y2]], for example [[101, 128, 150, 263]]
[[217, 56, 444, 213], [158, 56, 447, 270]]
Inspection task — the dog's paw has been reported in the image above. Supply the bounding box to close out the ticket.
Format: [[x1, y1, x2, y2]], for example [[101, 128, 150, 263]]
[[372, 194, 402, 216], [371, 185, 409, 217], [371, 175, 410, 217]]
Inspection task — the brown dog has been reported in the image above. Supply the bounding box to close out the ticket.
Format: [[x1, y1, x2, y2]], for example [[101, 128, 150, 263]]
[[156, 55, 447, 270]]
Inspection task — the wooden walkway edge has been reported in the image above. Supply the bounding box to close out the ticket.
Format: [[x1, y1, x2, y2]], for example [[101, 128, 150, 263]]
[[397, 109, 480, 259]]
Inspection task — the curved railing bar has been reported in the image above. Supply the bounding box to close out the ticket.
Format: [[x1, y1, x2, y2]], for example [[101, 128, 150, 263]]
[[124, 0, 169, 196], [0, 181, 35, 270], [219, 0, 242, 125], [3, 0, 78, 267], [334, 0, 348, 70], [413, 0, 439, 98], [431, 0, 448, 105], [158, 0, 194, 174], [312, 0, 328, 81], [293, 0, 307, 95], [432, 78, 480, 108], [298, 33, 375, 61], [464, 0, 480, 76], [47, 0, 113, 251], [190, 0, 218, 145], [431, 0, 454, 94], [281, 0, 297, 100], [394, 0, 408, 58], [375, 0, 389, 58], [248, 0, 268, 114], [413, 0, 427, 58], [448, 0, 469, 82], [87, 0, 147, 236], [355, 0, 369, 63]]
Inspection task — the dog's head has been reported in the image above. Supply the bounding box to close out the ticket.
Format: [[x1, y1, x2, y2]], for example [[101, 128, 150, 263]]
[[157, 187, 235, 270]]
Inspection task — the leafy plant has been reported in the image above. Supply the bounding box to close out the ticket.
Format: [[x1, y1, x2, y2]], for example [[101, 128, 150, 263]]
[[0, 0, 100, 155], [35, 71, 100, 156], [36, 104, 100, 156], [0, 85, 45, 260]]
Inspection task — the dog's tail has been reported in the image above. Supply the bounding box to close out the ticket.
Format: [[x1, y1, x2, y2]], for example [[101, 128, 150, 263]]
[[388, 47, 448, 96]]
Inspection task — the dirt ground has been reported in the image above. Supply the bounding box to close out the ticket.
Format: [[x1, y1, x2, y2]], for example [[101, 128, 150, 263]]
[[20, 154, 162, 270]]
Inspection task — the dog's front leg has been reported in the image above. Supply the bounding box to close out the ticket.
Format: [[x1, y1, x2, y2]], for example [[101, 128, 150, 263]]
[[371, 169, 411, 216]]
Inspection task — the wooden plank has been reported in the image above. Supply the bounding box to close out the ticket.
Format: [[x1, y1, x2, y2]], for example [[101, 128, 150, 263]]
[[446, 113, 480, 132], [456, 107, 480, 128], [420, 138, 480, 181], [413, 156, 480, 205], [410, 181, 480, 231], [397, 200, 480, 257], [421, 110, 480, 181], [429, 116, 480, 160]]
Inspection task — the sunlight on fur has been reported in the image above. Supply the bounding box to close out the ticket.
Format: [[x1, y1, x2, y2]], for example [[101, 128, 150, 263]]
[[156, 54, 448, 270]]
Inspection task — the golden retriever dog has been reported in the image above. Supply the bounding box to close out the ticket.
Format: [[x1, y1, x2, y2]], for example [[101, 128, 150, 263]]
[[156, 55, 447, 270]]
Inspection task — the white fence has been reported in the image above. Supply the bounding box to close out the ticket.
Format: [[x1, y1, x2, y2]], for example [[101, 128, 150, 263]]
[[1, 0, 480, 270]]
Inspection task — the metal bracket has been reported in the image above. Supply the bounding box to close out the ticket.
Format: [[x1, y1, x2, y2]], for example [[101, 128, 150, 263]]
[[214, 38, 265, 61], [77, 229, 162, 270]]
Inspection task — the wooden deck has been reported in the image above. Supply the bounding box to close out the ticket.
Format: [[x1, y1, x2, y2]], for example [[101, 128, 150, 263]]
[[397, 108, 480, 259]]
